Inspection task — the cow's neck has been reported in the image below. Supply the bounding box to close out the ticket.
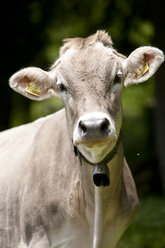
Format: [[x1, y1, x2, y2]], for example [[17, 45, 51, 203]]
[[80, 143, 124, 208], [79, 144, 124, 247], [74, 129, 122, 187]]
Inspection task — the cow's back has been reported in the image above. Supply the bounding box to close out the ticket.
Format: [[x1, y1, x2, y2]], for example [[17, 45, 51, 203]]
[[0, 111, 64, 186], [0, 109, 79, 247], [0, 111, 51, 247]]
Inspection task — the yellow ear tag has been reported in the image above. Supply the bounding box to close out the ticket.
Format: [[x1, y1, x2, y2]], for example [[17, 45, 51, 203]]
[[137, 62, 149, 79], [26, 81, 40, 97]]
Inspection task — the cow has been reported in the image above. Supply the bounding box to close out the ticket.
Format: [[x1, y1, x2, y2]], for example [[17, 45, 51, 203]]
[[0, 31, 164, 248]]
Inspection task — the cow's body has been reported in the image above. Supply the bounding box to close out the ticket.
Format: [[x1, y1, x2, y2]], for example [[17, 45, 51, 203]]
[[0, 109, 138, 248], [0, 31, 164, 248]]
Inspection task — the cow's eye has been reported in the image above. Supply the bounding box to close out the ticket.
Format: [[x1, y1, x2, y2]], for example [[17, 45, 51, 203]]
[[58, 83, 68, 93], [113, 74, 122, 85]]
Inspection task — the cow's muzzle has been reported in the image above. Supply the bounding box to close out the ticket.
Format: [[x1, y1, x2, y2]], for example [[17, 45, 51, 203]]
[[78, 117, 110, 141]]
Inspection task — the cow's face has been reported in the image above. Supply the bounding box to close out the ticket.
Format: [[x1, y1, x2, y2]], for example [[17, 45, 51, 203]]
[[9, 31, 164, 163], [54, 43, 124, 163]]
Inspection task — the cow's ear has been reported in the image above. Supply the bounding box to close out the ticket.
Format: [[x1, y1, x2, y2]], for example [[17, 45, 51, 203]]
[[123, 46, 164, 86], [9, 67, 58, 100]]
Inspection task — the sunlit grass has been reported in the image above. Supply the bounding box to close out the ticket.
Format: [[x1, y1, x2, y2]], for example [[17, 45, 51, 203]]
[[120, 196, 165, 248]]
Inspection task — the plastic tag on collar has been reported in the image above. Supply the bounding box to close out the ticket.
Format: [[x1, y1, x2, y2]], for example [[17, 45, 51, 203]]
[[137, 62, 149, 79], [26, 81, 40, 97]]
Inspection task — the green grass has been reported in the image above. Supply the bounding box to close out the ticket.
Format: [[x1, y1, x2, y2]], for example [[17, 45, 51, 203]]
[[120, 196, 165, 248]]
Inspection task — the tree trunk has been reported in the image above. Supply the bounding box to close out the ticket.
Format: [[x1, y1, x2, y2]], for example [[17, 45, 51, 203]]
[[149, 0, 165, 193], [155, 66, 165, 193]]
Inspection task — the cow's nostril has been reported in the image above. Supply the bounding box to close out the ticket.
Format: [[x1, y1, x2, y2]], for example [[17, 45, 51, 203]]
[[100, 118, 110, 133], [78, 117, 110, 139], [79, 121, 87, 134]]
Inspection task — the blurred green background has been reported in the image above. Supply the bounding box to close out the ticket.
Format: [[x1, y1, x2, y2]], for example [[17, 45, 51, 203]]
[[1, 0, 165, 247]]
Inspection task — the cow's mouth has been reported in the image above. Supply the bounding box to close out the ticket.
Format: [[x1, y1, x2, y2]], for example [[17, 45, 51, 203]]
[[78, 137, 112, 148], [76, 137, 116, 165]]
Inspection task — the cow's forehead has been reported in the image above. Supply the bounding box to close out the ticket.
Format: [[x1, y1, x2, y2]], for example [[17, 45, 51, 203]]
[[57, 44, 118, 85]]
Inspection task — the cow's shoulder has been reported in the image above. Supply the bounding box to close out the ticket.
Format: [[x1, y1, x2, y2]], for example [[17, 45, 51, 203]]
[[0, 109, 65, 146], [0, 109, 66, 176]]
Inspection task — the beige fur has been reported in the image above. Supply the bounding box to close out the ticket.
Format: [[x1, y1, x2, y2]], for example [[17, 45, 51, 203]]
[[1, 31, 164, 248]]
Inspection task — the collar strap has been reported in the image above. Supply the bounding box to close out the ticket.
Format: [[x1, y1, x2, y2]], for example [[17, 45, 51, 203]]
[[74, 129, 122, 166]]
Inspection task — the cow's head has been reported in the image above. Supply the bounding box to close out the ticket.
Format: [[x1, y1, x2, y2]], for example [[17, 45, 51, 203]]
[[9, 31, 164, 165]]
